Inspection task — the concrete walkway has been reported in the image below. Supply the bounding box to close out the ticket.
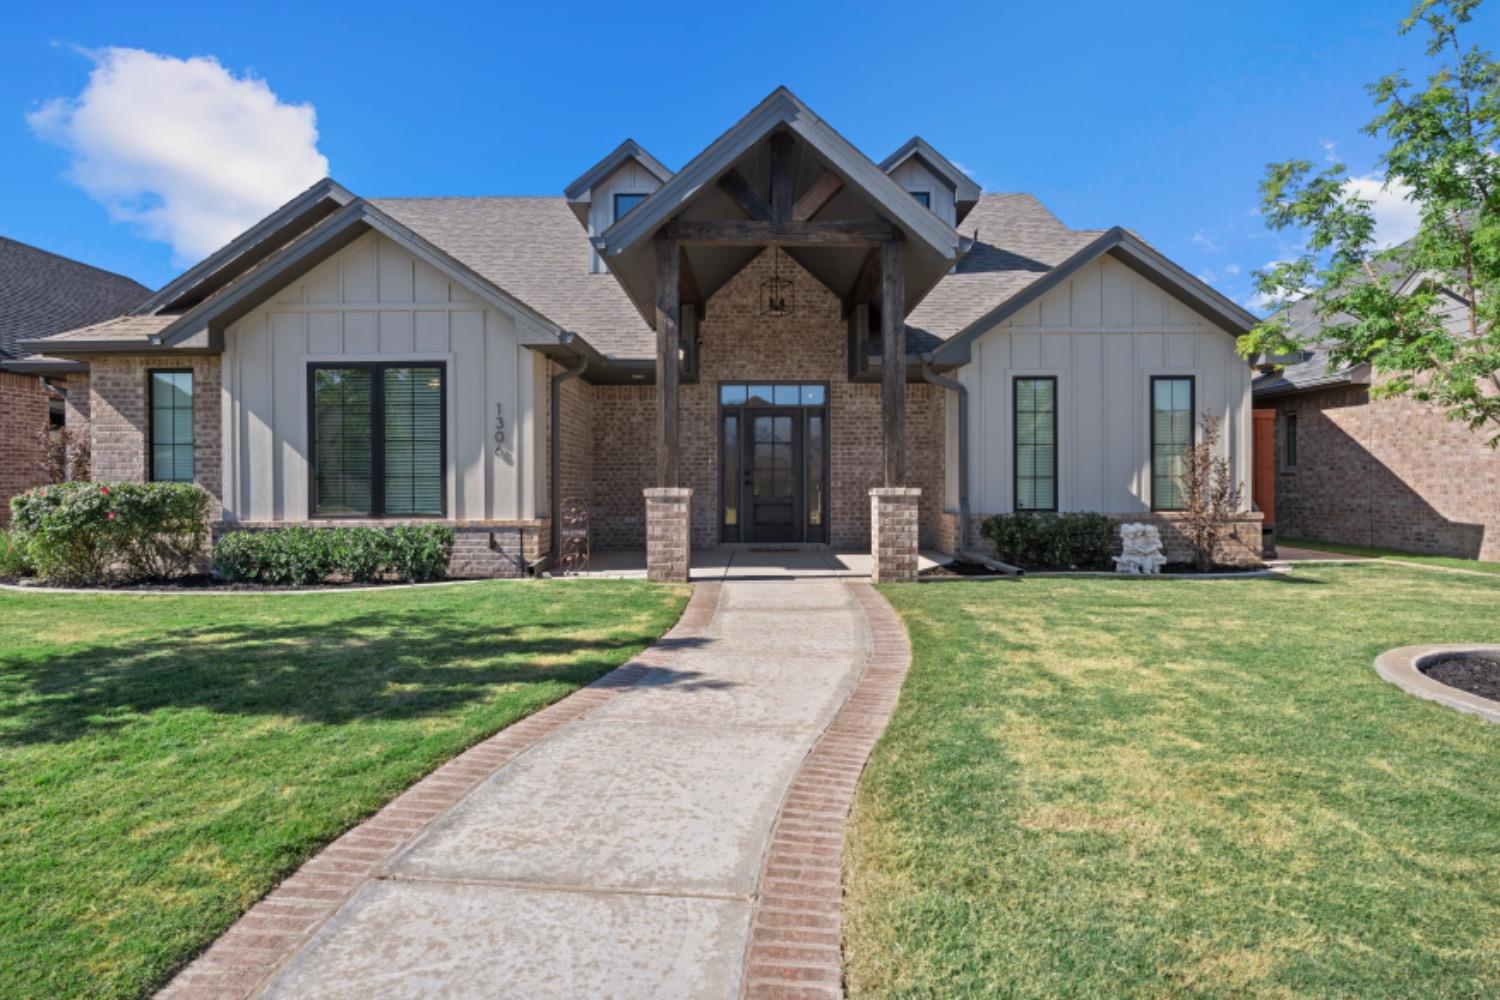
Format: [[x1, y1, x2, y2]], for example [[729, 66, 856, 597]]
[[242, 579, 880, 998]]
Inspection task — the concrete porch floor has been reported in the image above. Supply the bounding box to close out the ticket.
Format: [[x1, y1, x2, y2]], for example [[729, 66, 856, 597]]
[[555, 546, 951, 580]]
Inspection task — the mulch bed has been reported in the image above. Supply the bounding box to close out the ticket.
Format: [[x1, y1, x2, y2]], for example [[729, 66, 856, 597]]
[[1421, 654, 1500, 703], [921, 560, 1006, 578]]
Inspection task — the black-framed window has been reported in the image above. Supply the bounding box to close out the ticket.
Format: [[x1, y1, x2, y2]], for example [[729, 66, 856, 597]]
[[309, 363, 445, 517], [1284, 413, 1298, 468], [1150, 376, 1195, 511], [719, 382, 827, 407], [149, 369, 194, 482], [909, 190, 932, 209], [613, 193, 647, 222], [1014, 377, 1057, 511]]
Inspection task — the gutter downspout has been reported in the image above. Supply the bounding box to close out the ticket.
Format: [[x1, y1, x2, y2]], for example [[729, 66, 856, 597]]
[[921, 352, 1020, 574], [548, 350, 589, 570], [919, 353, 974, 557]]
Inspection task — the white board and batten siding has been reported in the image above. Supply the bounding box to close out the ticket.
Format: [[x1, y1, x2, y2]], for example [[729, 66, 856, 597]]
[[886, 159, 957, 228], [221, 231, 546, 523], [588, 160, 665, 272], [949, 254, 1254, 515]]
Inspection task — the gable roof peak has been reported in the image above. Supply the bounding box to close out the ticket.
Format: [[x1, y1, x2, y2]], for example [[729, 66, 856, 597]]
[[562, 139, 673, 204]]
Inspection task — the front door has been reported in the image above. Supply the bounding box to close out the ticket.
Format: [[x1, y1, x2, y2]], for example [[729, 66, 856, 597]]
[[745, 410, 802, 543], [718, 382, 828, 544]]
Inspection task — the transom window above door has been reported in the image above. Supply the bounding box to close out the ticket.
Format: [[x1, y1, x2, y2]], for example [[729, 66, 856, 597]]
[[719, 382, 827, 407]]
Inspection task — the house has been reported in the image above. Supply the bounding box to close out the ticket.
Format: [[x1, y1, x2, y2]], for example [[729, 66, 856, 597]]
[[22, 88, 1262, 580], [0, 237, 150, 524], [1252, 278, 1500, 560]]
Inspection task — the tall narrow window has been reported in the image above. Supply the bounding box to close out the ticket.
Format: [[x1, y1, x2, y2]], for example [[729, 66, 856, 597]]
[[149, 370, 194, 482], [311, 364, 445, 517], [1013, 377, 1057, 511], [1151, 376, 1195, 510], [1284, 413, 1298, 468]]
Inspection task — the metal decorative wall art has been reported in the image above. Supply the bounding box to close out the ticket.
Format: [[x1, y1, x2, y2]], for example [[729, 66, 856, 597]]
[[559, 497, 590, 575]]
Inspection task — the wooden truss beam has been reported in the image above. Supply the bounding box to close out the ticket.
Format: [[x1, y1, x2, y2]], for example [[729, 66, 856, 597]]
[[659, 220, 899, 246], [715, 170, 773, 222], [792, 171, 844, 222]]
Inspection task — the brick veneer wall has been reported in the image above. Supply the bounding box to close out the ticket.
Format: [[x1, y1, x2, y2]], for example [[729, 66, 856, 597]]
[[1272, 384, 1500, 560], [586, 250, 946, 550], [88, 354, 224, 516], [870, 487, 921, 581], [0, 371, 51, 526], [64, 371, 89, 427]]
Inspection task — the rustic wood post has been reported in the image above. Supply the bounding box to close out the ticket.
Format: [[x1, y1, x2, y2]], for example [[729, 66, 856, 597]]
[[655, 235, 680, 488], [880, 238, 906, 486]]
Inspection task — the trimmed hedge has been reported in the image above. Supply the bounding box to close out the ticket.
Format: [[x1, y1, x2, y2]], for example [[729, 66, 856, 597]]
[[979, 512, 1116, 571], [9, 482, 210, 586], [0, 530, 33, 578], [213, 524, 454, 586]]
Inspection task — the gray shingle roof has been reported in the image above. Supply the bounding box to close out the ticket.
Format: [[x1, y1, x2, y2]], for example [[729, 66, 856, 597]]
[[372, 197, 652, 360], [0, 237, 151, 360], [907, 194, 1105, 348], [24, 314, 175, 350], [373, 193, 1108, 362]]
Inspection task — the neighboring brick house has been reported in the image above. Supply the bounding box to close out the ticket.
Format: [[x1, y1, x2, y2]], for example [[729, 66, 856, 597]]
[[24, 88, 1259, 579], [1254, 344, 1500, 561], [0, 237, 150, 524]]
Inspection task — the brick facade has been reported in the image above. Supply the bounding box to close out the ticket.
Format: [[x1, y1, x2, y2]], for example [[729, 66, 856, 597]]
[[1271, 384, 1500, 561], [88, 354, 224, 516], [644, 487, 692, 582], [572, 250, 946, 551], [870, 487, 921, 581], [0, 371, 51, 526]]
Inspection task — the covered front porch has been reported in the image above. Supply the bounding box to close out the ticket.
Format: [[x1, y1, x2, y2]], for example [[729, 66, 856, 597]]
[[557, 546, 954, 580], [582, 90, 970, 583]]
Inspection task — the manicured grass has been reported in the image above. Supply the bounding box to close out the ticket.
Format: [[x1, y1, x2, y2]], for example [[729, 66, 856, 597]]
[[850, 566, 1500, 998], [1279, 536, 1500, 575], [0, 580, 687, 1000]]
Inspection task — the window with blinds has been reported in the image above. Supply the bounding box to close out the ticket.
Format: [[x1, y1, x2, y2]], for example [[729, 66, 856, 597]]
[[149, 370, 194, 483], [1150, 376, 1195, 511], [1013, 377, 1057, 511], [311, 364, 444, 517]]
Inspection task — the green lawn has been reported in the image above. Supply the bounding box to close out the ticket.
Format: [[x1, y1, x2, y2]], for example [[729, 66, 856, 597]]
[[1279, 536, 1500, 575], [850, 565, 1500, 998], [0, 580, 687, 1000]]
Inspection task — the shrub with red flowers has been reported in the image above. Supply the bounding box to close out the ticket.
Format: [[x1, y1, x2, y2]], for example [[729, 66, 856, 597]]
[[9, 482, 210, 586]]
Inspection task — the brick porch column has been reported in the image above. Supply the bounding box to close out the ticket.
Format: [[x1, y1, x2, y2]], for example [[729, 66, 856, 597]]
[[645, 487, 692, 583], [870, 487, 921, 583]]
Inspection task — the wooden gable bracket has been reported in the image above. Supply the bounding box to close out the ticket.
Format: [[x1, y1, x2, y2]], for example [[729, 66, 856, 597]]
[[716, 170, 773, 222], [792, 171, 844, 222]]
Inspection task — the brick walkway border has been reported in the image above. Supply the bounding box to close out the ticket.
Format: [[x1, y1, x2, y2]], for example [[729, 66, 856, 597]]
[[741, 581, 913, 1000], [157, 581, 722, 1000]]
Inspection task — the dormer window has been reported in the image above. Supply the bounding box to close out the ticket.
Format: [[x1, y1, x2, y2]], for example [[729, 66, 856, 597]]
[[614, 193, 648, 222], [909, 190, 932, 209]]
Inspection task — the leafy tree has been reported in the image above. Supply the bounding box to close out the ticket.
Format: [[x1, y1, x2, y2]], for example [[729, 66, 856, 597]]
[[1239, 0, 1500, 443]]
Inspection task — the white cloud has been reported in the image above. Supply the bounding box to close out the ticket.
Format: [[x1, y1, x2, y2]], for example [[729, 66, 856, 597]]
[[1192, 229, 1218, 252], [1242, 290, 1277, 312], [1344, 174, 1421, 250], [28, 47, 329, 263], [1320, 139, 1340, 163], [1224, 263, 1241, 275]]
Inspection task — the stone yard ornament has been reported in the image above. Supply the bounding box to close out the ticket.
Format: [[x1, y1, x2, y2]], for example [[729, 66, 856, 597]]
[[1114, 522, 1166, 575]]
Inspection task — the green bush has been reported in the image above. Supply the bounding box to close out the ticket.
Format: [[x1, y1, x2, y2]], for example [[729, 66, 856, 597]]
[[0, 530, 33, 578], [9, 482, 210, 586], [213, 524, 454, 585], [979, 512, 1116, 570]]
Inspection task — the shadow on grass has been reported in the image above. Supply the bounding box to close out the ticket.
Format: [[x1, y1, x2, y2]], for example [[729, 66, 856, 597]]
[[0, 608, 711, 746]]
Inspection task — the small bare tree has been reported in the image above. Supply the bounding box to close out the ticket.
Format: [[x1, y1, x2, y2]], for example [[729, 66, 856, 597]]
[[35, 422, 90, 484], [1178, 412, 1243, 571]]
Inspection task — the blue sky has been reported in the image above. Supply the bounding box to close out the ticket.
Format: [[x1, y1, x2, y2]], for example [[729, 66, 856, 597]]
[[2, 0, 1494, 310]]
